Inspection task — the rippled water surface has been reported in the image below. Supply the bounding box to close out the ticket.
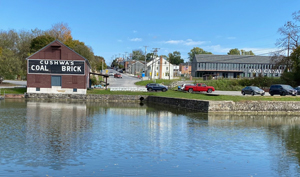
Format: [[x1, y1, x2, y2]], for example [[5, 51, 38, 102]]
[[1, 99, 300, 177]]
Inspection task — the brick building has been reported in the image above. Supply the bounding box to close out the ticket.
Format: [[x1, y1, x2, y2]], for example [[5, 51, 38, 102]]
[[26, 40, 91, 94]]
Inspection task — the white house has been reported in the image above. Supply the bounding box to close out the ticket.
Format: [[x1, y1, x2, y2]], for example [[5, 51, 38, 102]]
[[146, 56, 174, 80]]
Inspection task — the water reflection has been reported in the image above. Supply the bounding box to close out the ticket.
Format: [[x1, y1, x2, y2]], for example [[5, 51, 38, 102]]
[[24, 102, 87, 170], [1, 100, 300, 176]]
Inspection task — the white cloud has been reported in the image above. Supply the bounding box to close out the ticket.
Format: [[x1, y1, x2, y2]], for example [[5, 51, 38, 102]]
[[130, 38, 142, 42], [117, 39, 123, 42], [133, 30, 137, 33], [164, 39, 206, 46]]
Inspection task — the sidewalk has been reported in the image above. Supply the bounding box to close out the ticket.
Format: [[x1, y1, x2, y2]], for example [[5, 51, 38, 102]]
[[0, 80, 27, 88]]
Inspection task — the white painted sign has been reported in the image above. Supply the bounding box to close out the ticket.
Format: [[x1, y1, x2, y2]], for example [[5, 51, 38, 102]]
[[248, 69, 282, 74]]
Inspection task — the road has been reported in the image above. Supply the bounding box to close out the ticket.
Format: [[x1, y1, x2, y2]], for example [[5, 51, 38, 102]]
[[105, 69, 144, 88]]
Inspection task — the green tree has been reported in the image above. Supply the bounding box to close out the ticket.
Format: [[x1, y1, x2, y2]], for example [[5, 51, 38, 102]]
[[291, 46, 300, 85], [188, 47, 212, 61], [30, 35, 55, 53], [241, 50, 255, 55], [111, 58, 119, 68], [168, 51, 184, 65], [0, 29, 35, 79], [95, 55, 107, 71], [0, 49, 22, 79], [228, 48, 241, 55], [146, 52, 155, 61], [64, 38, 85, 49], [73, 44, 96, 70], [131, 50, 144, 61]]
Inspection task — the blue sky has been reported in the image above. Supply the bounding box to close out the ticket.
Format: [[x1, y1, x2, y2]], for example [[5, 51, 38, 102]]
[[1, 0, 299, 64]]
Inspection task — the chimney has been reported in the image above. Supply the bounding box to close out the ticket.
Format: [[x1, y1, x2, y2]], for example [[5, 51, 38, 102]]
[[159, 56, 163, 79]]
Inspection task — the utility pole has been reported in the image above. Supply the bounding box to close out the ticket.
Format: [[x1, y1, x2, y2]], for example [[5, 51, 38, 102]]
[[102, 59, 104, 74], [125, 52, 127, 73], [169, 54, 171, 80], [144, 46, 148, 77], [152, 48, 160, 81]]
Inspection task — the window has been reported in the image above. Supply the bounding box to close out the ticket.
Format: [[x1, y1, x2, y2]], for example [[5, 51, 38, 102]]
[[51, 76, 61, 86], [73, 88, 77, 92], [36, 87, 40, 91], [166, 67, 168, 71]]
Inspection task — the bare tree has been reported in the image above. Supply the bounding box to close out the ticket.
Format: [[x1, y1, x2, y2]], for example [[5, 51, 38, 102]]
[[273, 10, 300, 69], [276, 10, 300, 52]]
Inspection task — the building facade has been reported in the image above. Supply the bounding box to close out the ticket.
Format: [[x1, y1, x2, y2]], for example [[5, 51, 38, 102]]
[[179, 62, 191, 76], [192, 54, 285, 78], [146, 56, 174, 79], [128, 61, 145, 75], [26, 40, 91, 94]]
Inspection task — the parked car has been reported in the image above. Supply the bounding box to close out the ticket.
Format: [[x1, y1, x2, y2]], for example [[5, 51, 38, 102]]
[[241, 86, 265, 96], [269, 84, 297, 96], [179, 83, 194, 91], [295, 86, 300, 95], [114, 73, 122, 78], [109, 72, 114, 76], [146, 83, 168, 92], [184, 83, 215, 93]]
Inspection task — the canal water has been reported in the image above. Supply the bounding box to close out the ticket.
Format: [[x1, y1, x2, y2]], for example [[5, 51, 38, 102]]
[[1, 99, 300, 177]]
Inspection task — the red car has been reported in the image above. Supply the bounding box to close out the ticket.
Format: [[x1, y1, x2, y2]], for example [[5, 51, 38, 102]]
[[114, 73, 122, 78], [184, 83, 215, 93]]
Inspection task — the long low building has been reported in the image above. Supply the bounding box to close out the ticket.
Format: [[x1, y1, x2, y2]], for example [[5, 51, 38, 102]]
[[192, 54, 286, 78]]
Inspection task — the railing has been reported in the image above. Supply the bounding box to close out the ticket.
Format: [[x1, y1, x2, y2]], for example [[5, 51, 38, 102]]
[[110, 87, 148, 92]]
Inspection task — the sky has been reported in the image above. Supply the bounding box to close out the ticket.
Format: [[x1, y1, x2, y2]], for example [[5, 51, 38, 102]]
[[0, 0, 299, 65]]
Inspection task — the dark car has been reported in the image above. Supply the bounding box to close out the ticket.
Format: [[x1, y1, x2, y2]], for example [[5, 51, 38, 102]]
[[295, 86, 300, 95], [114, 73, 122, 78], [269, 84, 297, 96], [146, 83, 168, 92], [241, 86, 265, 96]]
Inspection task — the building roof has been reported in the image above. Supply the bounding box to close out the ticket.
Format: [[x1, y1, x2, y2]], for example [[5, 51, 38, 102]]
[[146, 57, 171, 66], [26, 39, 91, 68], [194, 54, 273, 64]]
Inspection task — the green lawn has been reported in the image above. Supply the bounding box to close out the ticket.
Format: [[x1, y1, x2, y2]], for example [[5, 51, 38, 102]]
[[2, 87, 300, 102], [0, 88, 27, 95], [89, 89, 300, 102]]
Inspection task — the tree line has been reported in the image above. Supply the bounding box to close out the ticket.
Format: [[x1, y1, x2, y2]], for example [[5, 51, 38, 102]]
[[0, 22, 106, 80], [111, 47, 255, 69]]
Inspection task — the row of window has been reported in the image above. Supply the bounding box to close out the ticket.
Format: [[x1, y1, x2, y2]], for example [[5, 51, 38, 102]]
[[147, 66, 169, 71], [197, 63, 285, 70]]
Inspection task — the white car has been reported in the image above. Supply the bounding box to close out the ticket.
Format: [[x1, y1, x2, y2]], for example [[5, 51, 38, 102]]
[[109, 72, 114, 76]]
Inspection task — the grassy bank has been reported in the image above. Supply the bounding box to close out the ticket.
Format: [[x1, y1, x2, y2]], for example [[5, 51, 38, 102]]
[[0, 88, 26, 95], [134, 77, 286, 91], [89, 89, 300, 102], [3, 87, 300, 102]]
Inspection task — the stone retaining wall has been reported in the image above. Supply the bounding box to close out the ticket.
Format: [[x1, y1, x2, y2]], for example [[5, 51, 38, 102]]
[[25, 93, 148, 102], [145, 96, 209, 112], [209, 101, 300, 112], [23, 93, 300, 112]]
